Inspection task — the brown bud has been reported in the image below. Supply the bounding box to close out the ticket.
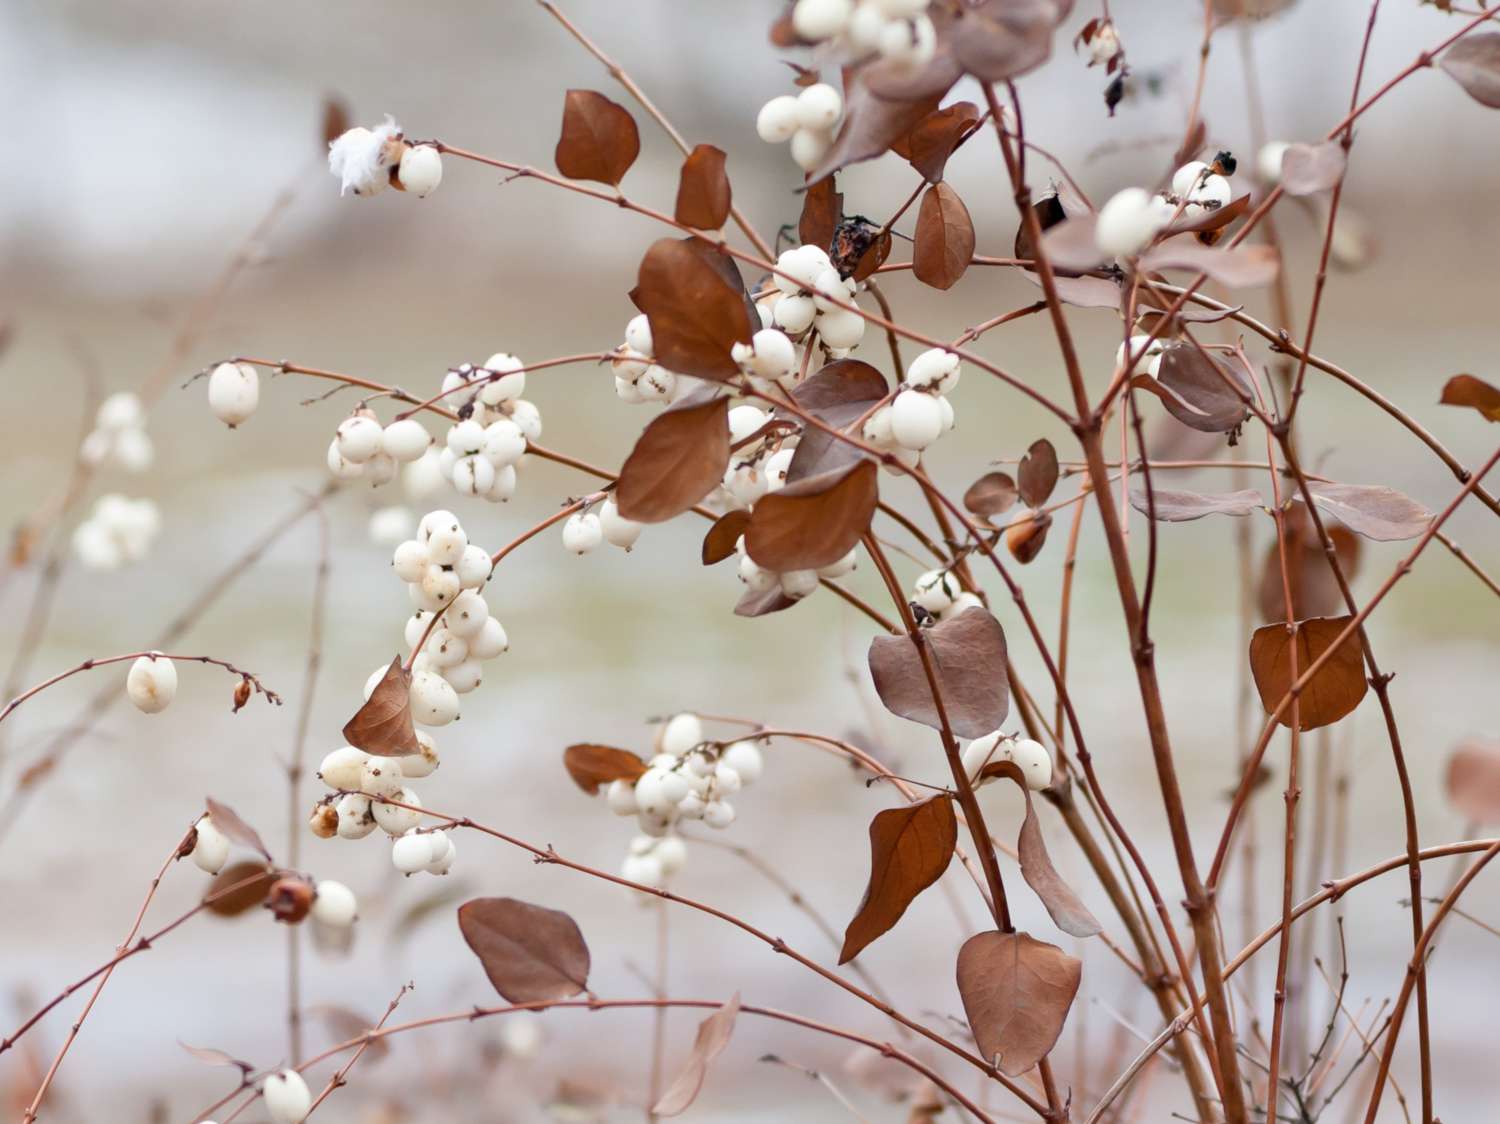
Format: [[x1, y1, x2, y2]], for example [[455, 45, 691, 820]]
[[265, 876, 314, 924], [1005, 509, 1052, 564], [232, 679, 252, 713], [176, 827, 199, 861], [308, 803, 339, 840]]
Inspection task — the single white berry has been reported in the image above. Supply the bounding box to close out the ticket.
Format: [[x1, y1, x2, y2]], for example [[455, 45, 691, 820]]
[[880, 12, 936, 66], [446, 419, 486, 456], [335, 415, 383, 464], [126, 654, 177, 714], [484, 463, 518, 503], [607, 778, 639, 816], [702, 799, 737, 829], [381, 418, 431, 462], [1010, 738, 1054, 791], [398, 143, 443, 196], [446, 590, 489, 638], [404, 449, 446, 500], [409, 670, 460, 726], [729, 404, 770, 448], [712, 762, 743, 795], [427, 628, 468, 669], [468, 616, 508, 659], [738, 552, 776, 592], [624, 313, 654, 356], [318, 745, 371, 791], [335, 793, 376, 839], [962, 731, 1006, 785], [623, 852, 666, 887], [506, 399, 543, 441], [207, 362, 259, 428], [263, 1069, 312, 1124], [392, 832, 433, 875], [562, 512, 603, 555], [890, 389, 944, 450], [1258, 141, 1290, 184], [780, 569, 820, 599], [907, 348, 961, 394], [913, 568, 960, 614], [477, 353, 525, 404], [310, 880, 358, 927], [944, 590, 985, 618], [326, 438, 364, 480], [721, 740, 764, 785], [789, 126, 833, 172], [369, 506, 415, 546], [796, 83, 843, 131], [420, 563, 460, 607], [482, 418, 526, 466], [677, 791, 706, 819], [189, 815, 230, 874], [756, 95, 802, 144], [764, 447, 795, 493], [1171, 161, 1210, 198], [404, 611, 434, 650], [359, 757, 405, 797], [392, 539, 429, 583], [1116, 334, 1166, 377], [633, 770, 673, 817], [655, 834, 688, 876], [96, 391, 145, 432], [373, 786, 422, 835], [598, 497, 642, 550], [399, 731, 441, 779], [792, 0, 853, 40], [773, 294, 817, 335], [1188, 173, 1232, 209], [817, 548, 858, 579], [1095, 187, 1167, 259], [424, 523, 468, 567], [451, 454, 495, 497], [426, 831, 456, 874], [657, 713, 703, 757], [815, 307, 865, 349], [747, 328, 796, 381]]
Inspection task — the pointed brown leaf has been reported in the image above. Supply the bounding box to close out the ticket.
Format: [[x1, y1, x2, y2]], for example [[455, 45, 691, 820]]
[[342, 655, 420, 757], [563, 744, 649, 795], [799, 177, 843, 254], [674, 144, 732, 230], [1298, 481, 1432, 542], [1149, 343, 1251, 433], [652, 993, 741, 1116], [204, 861, 276, 917], [1440, 374, 1500, 421], [633, 239, 753, 381], [840, 796, 957, 963], [458, 897, 591, 1003], [1017, 439, 1058, 507], [1249, 616, 1368, 731], [745, 460, 878, 571], [892, 101, 981, 183], [204, 796, 272, 860], [179, 1041, 249, 1069], [615, 395, 730, 523], [964, 472, 1019, 521], [1129, 487, 1264, 522], [912, 182, 975, 290], [868, 608, 1010, 738], [1445, 739, 1500, 825], [1440, 33, 1500, 108], [554, 90, 640, 186], [957, 930, 1081, 1076], [1138, 240, 1279, 287], [1256, 508, 1362, 622], [1280, 141, 1347, 195], [702, 510, 752, 565]]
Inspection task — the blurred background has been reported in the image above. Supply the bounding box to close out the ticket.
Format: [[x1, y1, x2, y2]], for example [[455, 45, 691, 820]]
[[2, 0, 1497, 1120]]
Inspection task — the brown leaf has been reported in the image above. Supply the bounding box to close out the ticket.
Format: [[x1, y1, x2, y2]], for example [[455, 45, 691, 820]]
[[1280, 141, 1347, 195], [809, 81, 944, 183], [204, 861, 276, 917], [799, 177, 843, 254], [458, 897, 591, 1003], [1161, 193, 1252, 238], [702, 510, 752, 565], [1440, 33, 1500, 108], [1017, 439, 1059, 507], [1147, 343, 1251, 433], [342, 655, 421, 758], [652, 993, 741, 1116], [951, 0, 1064, 83], [320, 96, 351, 147], [1298, 482, 1432, 542], [1014, 194, 1068, 264], [785, 360, 886, 483], [956, 930, 1081, 1076], [745, 460, 879, 571], [1440, 374, 1500, 422], [1128, 486, 1264, 522], [1006, 510, 1052, 563], [674, 144, 731, 230], [913, 182, 975, 290], [563, 744, 649, 796], [734, 583, 800, 618], [1039, 214, 1104, 272], [1249, 616, 1368, 731], [1256, 508, 1362, 622], [1137, 240, 1279, 287], [632, 239, 753, 382], [964, 472, 1019, 521], [868, 608, 1010, 738], [204, 796, 272, 860], [1445, 740, 1500, 825], [179, 1041, 249, 1069], [840, 796, 957, 963], [615, 395, 730, 523], [1021, 270, 1123, 309], [892, 101, 981, 183], [554, 89, 640, 186]]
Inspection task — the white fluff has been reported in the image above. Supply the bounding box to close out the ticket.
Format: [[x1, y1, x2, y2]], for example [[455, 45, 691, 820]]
[[328, 116, 403, 197]]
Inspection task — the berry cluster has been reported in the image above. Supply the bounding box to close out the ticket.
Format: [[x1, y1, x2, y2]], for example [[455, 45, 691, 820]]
[[788, 0, 936, 70], [860, 347, 961, 471], [73, 493, 162, 571], [755, 81, 844, 172], [79, 391, 153, 473], [910, 568, 984, 622], [759, 244, 867, 353], [1095, 157, 1239, 260], [610, 314, 703, 406], [960, 732, 1055, 792], [561, 497, 641, 555], [327, 116, 443, 198]]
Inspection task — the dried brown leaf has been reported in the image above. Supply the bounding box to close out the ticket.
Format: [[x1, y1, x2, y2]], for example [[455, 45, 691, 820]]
[[674, 144, 732, 230], [652, 994, 741, 1116], [951, 0, 1065, 83], [956, 930, 1081, 1076], [204, 796, 271, 860], [1138, 239, 1279, 287], [1249, 615, 1368, 731], [563, 744, 649, 796], [1017, 439, 1059, 507], [840, 796, 957, 963], [204, 861, 276, 917], [913, 182, 975, 290], [868, 608, 1010, 738], [615, 395, 730, 523], [799, 177, 843, 254], [745, 460, 879, 571], [702, 510, 752, 565], [554, 90, 640, 186], [342, 655, 420, 758], [179, 1041, 248, 1069], [1280, 141, 1347, 195], [458, 897, 591, 1003], [1148, 343, 1251, 433], [734, 583, 800, 618], [1440, 33, 1500, 109], [1128, 486, 1264, 522], [964, 472, 1019, 521], [1299, 481, 1432, 542], [1256, 508, 1362, 622], [632, 239, 753, 382], [892, 101, 981, 183], [1440, 374, 1500, 422]]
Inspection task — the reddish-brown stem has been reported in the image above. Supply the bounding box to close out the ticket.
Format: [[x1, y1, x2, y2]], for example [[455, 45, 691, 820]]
[[304, 982, 411, 1117], [0, 651, 280, 725]]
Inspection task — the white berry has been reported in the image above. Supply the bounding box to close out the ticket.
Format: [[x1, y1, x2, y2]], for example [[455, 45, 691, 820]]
[[126, 654, 177, 714], [207, 362, 259, 428], [189, 815, 230, 874]]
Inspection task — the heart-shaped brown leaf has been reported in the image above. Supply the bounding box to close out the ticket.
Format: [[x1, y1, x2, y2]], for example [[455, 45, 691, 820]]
[[1148, 343, 1251, 433], [1440, 374, 1500, 421], [343, 655, 420, 758], [204, 861, 277, 917], [1280, 141, 1347, 195], [1440, 33, 1500, 108], [674, 144, 731, 230], [1256, 509, 1362, 622], [957, 930, 1081, 1076], [458, 897, 591, 1003], [1017, 439, 1059, 507], [615, 395, 730, 523], [952, 0, 1064, 83], [204, 796, 272, 860], [1249, 616, 1368, 730], [745, 460, 879, 571], [868, 608, 1009, 738], [913, 182, 975, 290], [840, 796, 957, 963], [964, 472, 1019, 521], [554, 90, 640, 186], [1298, 481, 1432, 542], [563, 744, 649, 795], [799, 176, 843, 254], [1138, 240, 1279, 287], [892, 100, 981, 183], [702, 510, 751, 565], [632, 239, 753, 381], [652, 993, 741, 1116], [1128, 487, 1264, 522], [1445, 739, 1500, 825]]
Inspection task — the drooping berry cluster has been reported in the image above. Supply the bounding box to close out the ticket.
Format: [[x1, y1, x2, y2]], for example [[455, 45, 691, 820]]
[[73, 493, 162, 571]]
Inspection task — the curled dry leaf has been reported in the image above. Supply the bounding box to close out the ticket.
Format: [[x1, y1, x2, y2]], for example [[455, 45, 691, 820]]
[[868, 608, 1010, 738], [745, 460, 879, 571], [615, 395, 730, 523], [457, 897, 591, 1003], [1147, 343, 1251, 434], [734, 583, 799, 618], [964, 472, 1019, 521], [799, 176, 843, 254], [204, 861, 277, 917], [1440, 374, 1500, 422], [562, 744, 649, 795], [1256, 508, 1362, 622], [891, 100, 981, 183], [1137, 240, 1279, 288], [1249, 615, 1368, 730], [1014, 193, 1067, 264], [674, 144, 732, 231], [702, 510, 752, 565], [554, 89, 640, 186], [1439, 33, 1500, 109], [652, 993, 741, 1116], [1280, 141, 1347, 195], [1128, 486, 1265, 522], [204, 796, 272, 860], [1006, 510, 1051, 563], [632, 239, 753, 382], [1445, 740, 1500, 825], [342, 655, 420, 758], [1017, 438, 1059, 507], [913, 182, 976, 290], [956, 930, 1081, 1076], [840, 796, 957, 964], [1298, 481, 1432, 542]]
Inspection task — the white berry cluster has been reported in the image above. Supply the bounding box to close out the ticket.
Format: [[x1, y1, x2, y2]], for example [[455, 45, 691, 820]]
[[561, 497, 641, 555], [599, 714, 767, 886], [311, 738, 456, 878], [788, 0, 936, 70], [79, 391, 153, 472], [368, 504, 416, 546], [859, 347, 960, 472], [611, 314, 704, 406], [961, 732, 1055, 792], [73, 493, 162, 571], [327, 115, 443, 198], [755, 82, 844, 172], [910, 568, 983, 621], [1095, 159, 1236, 260], [758, 244, 866, 353], [736, 532, 857, 603]]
